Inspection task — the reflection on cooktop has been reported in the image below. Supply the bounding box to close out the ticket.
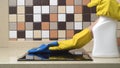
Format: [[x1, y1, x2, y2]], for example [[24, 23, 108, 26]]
[[18, 50, 92, 61]]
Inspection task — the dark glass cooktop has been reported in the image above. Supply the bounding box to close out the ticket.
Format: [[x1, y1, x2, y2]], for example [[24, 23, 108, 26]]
[[18, 49, 92, 61]]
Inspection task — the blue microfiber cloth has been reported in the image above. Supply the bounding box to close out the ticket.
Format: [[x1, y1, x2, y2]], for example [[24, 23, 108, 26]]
[[28, 42, 58, 54]]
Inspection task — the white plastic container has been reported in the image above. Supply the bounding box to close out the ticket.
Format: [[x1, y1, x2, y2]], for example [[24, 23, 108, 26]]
[[92, 16, 120, 57]]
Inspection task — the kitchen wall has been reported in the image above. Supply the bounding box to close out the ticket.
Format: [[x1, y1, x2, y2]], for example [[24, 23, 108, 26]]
[[7, 0, 120, 41]]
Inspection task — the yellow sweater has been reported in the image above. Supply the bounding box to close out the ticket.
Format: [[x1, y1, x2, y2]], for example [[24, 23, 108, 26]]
[[87, 0, 120, 20]]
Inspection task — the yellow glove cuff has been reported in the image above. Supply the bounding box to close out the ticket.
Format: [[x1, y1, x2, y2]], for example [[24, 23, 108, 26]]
[[87, 0, 100, 7]]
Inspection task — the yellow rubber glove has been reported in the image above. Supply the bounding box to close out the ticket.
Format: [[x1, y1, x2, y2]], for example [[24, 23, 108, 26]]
[[49, 28, 92, 50], [87, 0, 120, 20]]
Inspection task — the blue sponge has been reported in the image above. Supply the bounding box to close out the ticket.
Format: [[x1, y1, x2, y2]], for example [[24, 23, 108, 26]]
[[28, 42, 58, 54]]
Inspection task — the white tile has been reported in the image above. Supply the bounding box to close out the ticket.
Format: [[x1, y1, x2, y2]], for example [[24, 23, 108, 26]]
[[58, 14, 66, 22], [42, 6, 49, 14], [66, 6, 74, 13], [9, 31, 17, 38], [34, 14, 41, 22], [17, 0, 25, 5], [75, 22, 82, 30], [26, 31, 33, 38], [50, 0, 58, 5], [42, 30, 49, 38], [34, 6, 41, 14]]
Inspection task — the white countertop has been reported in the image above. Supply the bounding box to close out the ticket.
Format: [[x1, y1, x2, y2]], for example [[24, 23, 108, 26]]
[[0, 47, 120, 64]]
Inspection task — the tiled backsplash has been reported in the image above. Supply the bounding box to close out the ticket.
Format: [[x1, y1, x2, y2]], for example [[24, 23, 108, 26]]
[[8, 0, 120, 41]]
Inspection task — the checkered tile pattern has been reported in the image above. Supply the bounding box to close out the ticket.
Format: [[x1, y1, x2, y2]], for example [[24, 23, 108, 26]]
[[9, 0, 97, 41]]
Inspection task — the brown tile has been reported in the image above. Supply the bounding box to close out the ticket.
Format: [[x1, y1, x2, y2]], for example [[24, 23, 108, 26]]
[[17, 23, 25, 30], [25, 15, 33, 22], [82, 13, 91, 22], [33, 23, 41, 30], [41, 22, 49, 30], [50, 14, 58, 22], [82, 6, 91, 13], [41, 0, 49, 5], [33, 0, 42, 5], [66, 30, 74, 39], [17, 31, 25, 38], [58, 22, 66, 30], [9, 7, 17, 14], [83, 0, 90, 5], [50, 30, 58, 39], [42, 14, 50, 22], [58, 0, 66, 5], [75, 6, 82, 13], [25, 6, 33, 14], [66, 0, 74, 5], [117, 38, 120, 46], [66, 14, 74, 22]]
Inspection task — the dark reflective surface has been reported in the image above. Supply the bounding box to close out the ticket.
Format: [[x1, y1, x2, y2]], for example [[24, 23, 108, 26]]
[[18, 50, 92, 61]]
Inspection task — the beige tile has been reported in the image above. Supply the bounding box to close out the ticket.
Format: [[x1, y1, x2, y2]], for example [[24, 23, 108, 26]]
[[74, 14, 82, 21], [26, 22, 33, 30], [91, 13, 98, 22], [50, 6, 58, 13], [17, 6, 25, 14], [17, 14, 25, 22], [9, 14, 17, 22], [9, 23, 17, 30], [58, 6, 66, 13], [50, 23, 57, 29], [83, 22, 91, 29], [58, 30, 66, 38], [9, 0, 17, 6], [117, 22, 120, 29], [75, 0, 82, 5], [34, 30, 41, 38], [25, 0, 33, 6], [66, 22, 74, 29]]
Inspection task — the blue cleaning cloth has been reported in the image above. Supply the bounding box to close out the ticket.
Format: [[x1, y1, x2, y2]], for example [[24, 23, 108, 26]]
[[28, 42, 58, 54], [28, 53, 50, 60]]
